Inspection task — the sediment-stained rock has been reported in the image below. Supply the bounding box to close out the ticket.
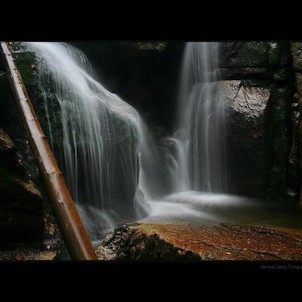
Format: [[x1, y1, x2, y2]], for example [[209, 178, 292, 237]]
[[96, 223, 302, 261]]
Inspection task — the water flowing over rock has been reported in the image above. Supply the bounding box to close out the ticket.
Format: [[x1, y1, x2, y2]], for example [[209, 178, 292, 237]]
[[24, 42, 165, 240], [166, 41, 296, 202], [169, 42, 227, 193], [1, 40, 301, 257], [21, 42, 299, 240]]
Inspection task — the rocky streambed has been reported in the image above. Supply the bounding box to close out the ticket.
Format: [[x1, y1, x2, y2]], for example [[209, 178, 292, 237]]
[[1, 221, 302, 261]]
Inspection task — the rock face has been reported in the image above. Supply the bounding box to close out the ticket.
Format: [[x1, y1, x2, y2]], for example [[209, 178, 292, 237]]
[[96, 223, 302, 261], [0, 127, 43, 246], [290, 42, 302, 203], [218, 42, 297, 202], [0, 63, 44, 247], [216, 81, 272, 198]]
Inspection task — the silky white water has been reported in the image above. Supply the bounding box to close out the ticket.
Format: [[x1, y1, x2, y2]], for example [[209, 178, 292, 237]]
[[169, 42, 227, 193], [25, 42, 163, 239]]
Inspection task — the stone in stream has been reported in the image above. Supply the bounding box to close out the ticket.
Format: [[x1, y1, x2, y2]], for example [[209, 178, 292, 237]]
[[96, 222, 302, 261]]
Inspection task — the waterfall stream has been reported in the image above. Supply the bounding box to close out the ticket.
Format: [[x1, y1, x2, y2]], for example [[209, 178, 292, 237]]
[[25, 42, 163, 240], [23, 42, 230, 240], [14, 41, 302, 247], [170, 42, 227, 193]]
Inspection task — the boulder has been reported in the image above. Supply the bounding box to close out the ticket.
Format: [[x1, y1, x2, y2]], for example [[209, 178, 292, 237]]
[[218, 42, 296, 202], [216, 81, 272, 198], [96, 222, 302, 261], [221, 81, 271, 120]]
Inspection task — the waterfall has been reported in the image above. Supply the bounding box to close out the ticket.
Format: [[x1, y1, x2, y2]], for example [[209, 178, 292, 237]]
[[21, 41, 229, 240], [25, 42, 162, 240], [171, 42, 227, 193]]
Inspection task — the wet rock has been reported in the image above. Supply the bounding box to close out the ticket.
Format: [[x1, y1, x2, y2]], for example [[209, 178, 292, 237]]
[[219, 42, 270, 68], [0, 128, 26, 175], [0, 127, 43, 246], [218, 67, 271, 81], [267, 85, 294, 202], [222, 81, 271, 120], [294, 72, 302, 112], [96, 222, 302, 261], [0, 53, 45, 246], [218, 42, 296, 201], [290, 43, 302, 202], [216, 81, 272, 198], [0, 173, 43, 246], [290, 42, 302, 73], [273, 68, 291, 82], [268, 42, 290, 67]]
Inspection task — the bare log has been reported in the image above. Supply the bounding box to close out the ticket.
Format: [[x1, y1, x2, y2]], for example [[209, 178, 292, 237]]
[[0, 41, 97, 260]]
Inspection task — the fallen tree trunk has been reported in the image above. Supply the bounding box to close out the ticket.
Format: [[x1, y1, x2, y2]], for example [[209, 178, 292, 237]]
[[0, 42, 97, 260]]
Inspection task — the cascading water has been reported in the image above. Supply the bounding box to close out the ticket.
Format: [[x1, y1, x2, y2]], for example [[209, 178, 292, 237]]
[[24, 42, 163, 240], [145, 42, 231, 223], [17, 42, 302, 242], [170, 42, 227, 193], [22, 41, 232, 240]]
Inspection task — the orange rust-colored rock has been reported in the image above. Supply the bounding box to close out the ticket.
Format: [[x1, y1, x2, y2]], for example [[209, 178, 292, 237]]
[[96, 222, 302, 261]]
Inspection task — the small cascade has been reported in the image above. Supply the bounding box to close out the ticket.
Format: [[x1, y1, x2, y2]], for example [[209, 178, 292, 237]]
[[170, 42, 227, 193]]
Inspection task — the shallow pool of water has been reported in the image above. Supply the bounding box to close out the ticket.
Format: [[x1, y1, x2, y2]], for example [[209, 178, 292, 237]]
[[92, 191, 302, 247], [143, 191, 302, 230]]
